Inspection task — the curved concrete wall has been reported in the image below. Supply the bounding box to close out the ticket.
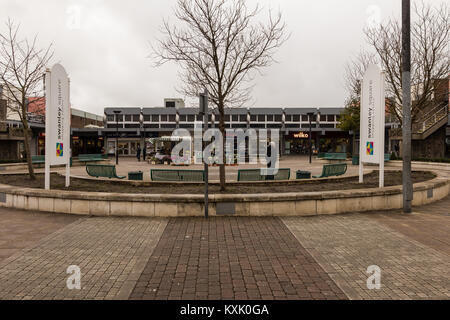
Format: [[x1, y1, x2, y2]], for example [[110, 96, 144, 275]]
[[0, 170, 448, 217]]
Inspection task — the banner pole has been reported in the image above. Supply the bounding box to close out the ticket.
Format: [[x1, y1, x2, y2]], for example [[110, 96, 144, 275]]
[[379, 71, 386, 188], [359, 79, 364, 184], [44, 70, 51, 190], [66, 78, 71, 188]]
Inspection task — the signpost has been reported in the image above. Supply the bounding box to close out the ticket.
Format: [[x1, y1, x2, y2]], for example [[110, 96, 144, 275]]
[[359, 64, 385, 188], [45, 64, 71, 190]]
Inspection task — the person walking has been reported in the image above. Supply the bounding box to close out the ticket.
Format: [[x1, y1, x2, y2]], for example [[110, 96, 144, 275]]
[[136, 144, 141, 162], [143, 144, 147, 162], [266, 141, 276, 180]]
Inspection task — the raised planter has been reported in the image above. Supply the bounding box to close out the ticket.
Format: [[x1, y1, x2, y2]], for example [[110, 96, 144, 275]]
[[0, 168, 448, 218]]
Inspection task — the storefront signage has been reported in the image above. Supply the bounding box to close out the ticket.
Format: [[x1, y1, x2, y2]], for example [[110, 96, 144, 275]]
[[293, 132, 309, 139]]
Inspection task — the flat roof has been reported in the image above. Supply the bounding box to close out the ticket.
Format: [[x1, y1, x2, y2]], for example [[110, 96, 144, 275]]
[[105, 107, 141, 115], [105, 106, 344, 115]]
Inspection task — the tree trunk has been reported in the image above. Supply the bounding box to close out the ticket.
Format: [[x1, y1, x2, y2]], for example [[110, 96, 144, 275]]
[[23, 125, 36, 180], [218, 104, 226, 191]]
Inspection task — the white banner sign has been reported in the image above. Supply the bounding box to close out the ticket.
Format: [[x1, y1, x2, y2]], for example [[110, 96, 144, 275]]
[[360, 64, 385, 164], [46, 64, 71, 166]]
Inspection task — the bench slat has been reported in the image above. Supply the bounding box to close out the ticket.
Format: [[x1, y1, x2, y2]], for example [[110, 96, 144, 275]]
[[151, 169, 205, 182], [313, 163, 347, 178], [238, 169, 290, 181]]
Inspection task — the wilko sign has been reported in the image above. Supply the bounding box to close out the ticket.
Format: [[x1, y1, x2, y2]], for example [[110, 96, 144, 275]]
[[45, 64, 71, 189], [293, 132, 309, 139], [359, 64, 385, 188]]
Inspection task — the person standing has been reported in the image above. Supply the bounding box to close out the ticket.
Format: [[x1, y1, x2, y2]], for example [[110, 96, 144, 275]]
[[143, 144, 147, 162], [136, 144, 141, 162], [266, 141, 276, 180]]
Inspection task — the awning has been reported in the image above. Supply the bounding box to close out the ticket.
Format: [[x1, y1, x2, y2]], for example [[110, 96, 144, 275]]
[[148, 136, 192, 143]]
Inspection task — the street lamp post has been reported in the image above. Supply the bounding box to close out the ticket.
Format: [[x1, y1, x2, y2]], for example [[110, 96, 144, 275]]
[[113, 110, 121, 165], [307, 112, 314, 164]]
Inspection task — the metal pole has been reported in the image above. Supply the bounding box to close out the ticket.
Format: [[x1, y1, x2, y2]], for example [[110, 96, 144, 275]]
[[114, 111, 120, 165], [202, 90, 209, 219], [309, 114, 312, 164], [402, 0, 412, 213]]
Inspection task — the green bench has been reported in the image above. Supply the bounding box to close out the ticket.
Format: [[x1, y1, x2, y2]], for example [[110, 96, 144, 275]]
[[78, 154, 107, 163], [86, 164, 126, 179], [313, 163, 347, 178], [31, 155, 45, 164], [317, 153, 326, 159], [322, 153, 347, 161], [151, 169, 205, 182], [237, 168, 291, 181]]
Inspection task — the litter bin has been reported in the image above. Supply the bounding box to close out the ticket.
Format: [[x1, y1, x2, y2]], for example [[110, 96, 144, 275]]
[[128, 171, 143, 181], [352, 155, 359, 165], [296, 170, 311, 179]]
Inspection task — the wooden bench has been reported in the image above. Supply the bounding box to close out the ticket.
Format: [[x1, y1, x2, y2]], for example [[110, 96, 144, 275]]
[[151, 169, 205, 182], [78, 154, 107, 163], [313, 163, 347, 178], [86, 164, 126, 179], [237, 168, 291, 181], [31, 155, 45, 164], [322, 153, 347, 161]]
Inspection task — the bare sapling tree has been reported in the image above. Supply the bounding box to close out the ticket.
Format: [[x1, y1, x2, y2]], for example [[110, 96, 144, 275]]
[[153, 0, 288, 190], [344, 2, 449, 126], [0, 19, 53, 180]]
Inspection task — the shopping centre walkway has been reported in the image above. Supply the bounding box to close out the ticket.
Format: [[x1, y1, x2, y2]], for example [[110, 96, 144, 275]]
[[0, 196, 448, 300]]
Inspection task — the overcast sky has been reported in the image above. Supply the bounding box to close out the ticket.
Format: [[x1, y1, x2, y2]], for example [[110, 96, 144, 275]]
[[0, 0, 445, 115]]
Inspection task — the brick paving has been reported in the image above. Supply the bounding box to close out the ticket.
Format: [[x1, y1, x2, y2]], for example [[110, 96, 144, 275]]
[[0, 217, 167, 300], [283, 204, 450, 299], [0, 207, 79, 262], [0, 196, 448, 300], [130, 217, 346, 300], [370, 200, 450, 256]]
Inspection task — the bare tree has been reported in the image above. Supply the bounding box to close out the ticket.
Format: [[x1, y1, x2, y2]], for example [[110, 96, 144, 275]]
[[344, 2, 449, 125], [153, 0, 287, 190], [0, 19, 53, 180], [344, 51, 377, 99]]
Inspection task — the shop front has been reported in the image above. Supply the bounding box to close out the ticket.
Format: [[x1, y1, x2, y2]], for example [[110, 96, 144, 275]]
[[283, 130, 350, 155], [317, 131, 350, 154], [284, 131, 314, 155], [106, 138, 142, 157]]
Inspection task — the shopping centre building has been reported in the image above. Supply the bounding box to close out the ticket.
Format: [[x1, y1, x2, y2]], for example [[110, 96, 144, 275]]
[[103, 105, 351, 157]]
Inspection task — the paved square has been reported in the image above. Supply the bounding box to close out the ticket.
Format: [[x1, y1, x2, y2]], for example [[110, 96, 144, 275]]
[[130, 217, 346, 300], [0, 196, 448, 300]]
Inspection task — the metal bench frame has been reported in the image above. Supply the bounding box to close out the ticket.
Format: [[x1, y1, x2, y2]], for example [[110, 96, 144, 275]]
[[150, 169, 205, 182], [237, 168, 291, 181], [313, 163, 347, 178], [86, 164, 126, 179]]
